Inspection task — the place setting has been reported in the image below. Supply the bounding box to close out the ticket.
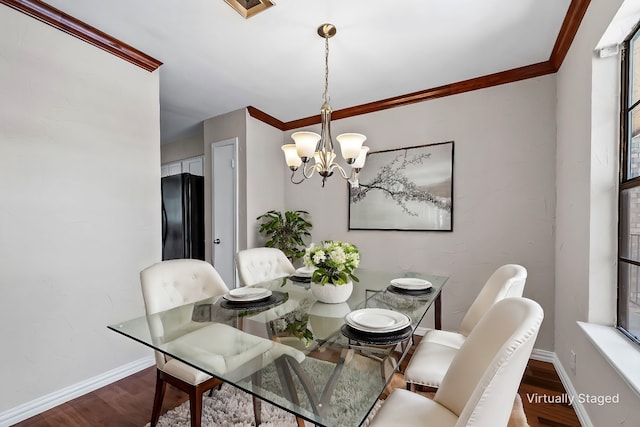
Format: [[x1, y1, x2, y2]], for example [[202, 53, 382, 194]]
[[341, 308, 412, 344], [220, 287, 287, 310], [290, 266, 315, 283], [387, 277, 433, 296]]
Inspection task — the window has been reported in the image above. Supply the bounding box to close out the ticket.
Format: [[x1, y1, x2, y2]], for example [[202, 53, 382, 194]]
[[618, 24, 640, 344]]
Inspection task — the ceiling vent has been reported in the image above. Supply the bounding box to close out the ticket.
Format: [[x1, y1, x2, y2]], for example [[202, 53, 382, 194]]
[[224, 0, 275, 18]]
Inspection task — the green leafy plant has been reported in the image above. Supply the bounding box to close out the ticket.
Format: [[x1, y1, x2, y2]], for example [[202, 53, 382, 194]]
[[303, 240, 360, 285], [256, 210, 312, 263], [273, 310, 314, 347]]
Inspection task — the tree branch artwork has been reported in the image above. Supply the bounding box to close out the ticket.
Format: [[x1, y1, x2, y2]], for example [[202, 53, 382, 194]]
[[348, 142, 454, 231], [351, 150, 451, 215]]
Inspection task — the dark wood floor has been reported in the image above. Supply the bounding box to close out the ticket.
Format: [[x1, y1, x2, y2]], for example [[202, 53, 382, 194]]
[[13, 341, 582, 427], [518, 360, 582, 427]]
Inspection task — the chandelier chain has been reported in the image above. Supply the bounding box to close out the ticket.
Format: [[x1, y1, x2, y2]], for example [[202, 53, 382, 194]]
[[323, 35, 330, 104]]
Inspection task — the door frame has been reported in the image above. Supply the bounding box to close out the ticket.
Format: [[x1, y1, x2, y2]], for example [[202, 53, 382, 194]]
[[211, 137, 238, 287]]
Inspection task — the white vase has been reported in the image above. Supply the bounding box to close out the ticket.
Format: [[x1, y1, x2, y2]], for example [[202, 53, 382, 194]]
[[310, 280, 353, 304]]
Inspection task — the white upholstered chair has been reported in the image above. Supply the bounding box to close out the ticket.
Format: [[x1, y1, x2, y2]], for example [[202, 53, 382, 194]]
[[140, 259, 304, 427], [235, 247, 296, 287], [370, 297, 543, 427], [404, 264, 527, 390]]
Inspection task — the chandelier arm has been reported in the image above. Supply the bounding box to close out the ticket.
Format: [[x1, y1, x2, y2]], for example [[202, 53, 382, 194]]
[[289, 169, 306, 185], [302, 162, 318, 179], [330, 162, 351, 180], [332, 163, 362, 188]]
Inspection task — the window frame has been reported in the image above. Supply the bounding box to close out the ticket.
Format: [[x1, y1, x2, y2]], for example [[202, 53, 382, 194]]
[[618, 21, 640, 345]]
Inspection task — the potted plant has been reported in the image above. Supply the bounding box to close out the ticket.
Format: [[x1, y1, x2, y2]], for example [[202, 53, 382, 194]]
[[256, 210, 312, 263], [303, 240, 360, 303]]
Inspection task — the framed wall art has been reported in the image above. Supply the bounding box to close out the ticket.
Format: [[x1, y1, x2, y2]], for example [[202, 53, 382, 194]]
[[349, 141, 454, 231]]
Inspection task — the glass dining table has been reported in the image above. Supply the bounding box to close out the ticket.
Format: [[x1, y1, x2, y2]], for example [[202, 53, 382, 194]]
[[108, 268, 448, 427]]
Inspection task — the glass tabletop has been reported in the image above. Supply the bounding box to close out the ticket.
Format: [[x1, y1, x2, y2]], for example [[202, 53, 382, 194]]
[[108, 268, 447, 427]]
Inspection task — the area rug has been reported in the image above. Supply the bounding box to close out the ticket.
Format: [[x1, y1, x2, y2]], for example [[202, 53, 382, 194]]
[[146, 357, 382, 427], [149, 386, 528, 427]]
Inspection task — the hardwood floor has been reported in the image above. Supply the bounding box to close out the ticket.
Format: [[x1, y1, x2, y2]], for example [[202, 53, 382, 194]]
[[12, 368, 187, 427], [13, 343, 582, 427], [519, 360, 582, 427]]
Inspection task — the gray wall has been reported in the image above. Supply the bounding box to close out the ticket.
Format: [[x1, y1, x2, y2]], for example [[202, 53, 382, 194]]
[[0, 6, 161, 414], [201, 110, 286, 263], [203, 109, 247, 263], [161, 133, 204, 164]]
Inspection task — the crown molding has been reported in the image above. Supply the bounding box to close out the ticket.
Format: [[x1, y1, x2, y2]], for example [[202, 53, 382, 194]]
[[550, 0, 591, 70], [247, 106, 286, 130], [281, 61, 556, 130], [0, 0, 162, 72], [254, 0, 590, 130]]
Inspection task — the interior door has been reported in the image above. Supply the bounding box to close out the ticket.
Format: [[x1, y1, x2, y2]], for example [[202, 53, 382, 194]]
[[212, 138, 238, 288]]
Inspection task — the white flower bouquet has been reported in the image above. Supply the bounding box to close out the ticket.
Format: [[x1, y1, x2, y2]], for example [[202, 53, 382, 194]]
[[303, 240, 360, 285]]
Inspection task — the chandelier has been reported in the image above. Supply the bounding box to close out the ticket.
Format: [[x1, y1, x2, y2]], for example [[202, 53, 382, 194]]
[[281, 23, 369, 188]]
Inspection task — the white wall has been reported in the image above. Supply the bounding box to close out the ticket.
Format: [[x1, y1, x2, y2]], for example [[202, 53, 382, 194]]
[[556, 0, 640, 424], [246, 114, 286, 248], [0, 5, 160, 415], [283, 76, 557, 349]]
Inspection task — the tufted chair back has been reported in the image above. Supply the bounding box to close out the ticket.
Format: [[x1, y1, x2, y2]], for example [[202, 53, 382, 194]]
[[140, 259, 228, 315], [140, 259, 229, 371], [235, 247, 296, 287], [457, 264, 527, 337], [434, 298, 543, 427]]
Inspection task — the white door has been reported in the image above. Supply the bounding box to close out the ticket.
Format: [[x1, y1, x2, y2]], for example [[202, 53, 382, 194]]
[[212, 138, 238, 288]]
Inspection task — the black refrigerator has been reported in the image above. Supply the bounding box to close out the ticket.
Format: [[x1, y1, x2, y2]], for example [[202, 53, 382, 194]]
[[161, 173, 205, 260]]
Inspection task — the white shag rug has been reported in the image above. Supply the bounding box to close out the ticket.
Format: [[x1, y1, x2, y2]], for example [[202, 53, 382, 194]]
[[146, 357, 382, 427], [148, 382, 306, 427]]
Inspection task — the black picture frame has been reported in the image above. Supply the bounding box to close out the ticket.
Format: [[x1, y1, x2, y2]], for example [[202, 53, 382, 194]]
[[348, 141, 454, 231]]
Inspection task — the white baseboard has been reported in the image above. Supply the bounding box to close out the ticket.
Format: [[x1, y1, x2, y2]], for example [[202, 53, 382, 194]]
[[551, 353, 592, 427], [0, 356, 155, 427], [530, 348, 555, 363]]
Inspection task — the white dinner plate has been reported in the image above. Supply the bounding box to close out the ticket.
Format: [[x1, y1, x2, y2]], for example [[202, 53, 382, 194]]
[[390, 278, 433, 290], [224, 288, 272, 302], [345, 308, 411, 333]]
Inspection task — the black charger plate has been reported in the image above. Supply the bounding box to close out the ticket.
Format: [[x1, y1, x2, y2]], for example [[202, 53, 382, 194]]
[[220, 291, 288, 310], [387, 285, 433, 296], [341, 324, 413, 345]]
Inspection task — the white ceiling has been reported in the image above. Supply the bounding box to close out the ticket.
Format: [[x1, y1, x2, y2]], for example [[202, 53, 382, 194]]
[[43, 0, 572, 143]]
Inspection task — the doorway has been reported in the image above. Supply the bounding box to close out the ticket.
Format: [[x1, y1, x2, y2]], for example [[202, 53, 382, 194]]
[[211, 138, 238, 288]]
